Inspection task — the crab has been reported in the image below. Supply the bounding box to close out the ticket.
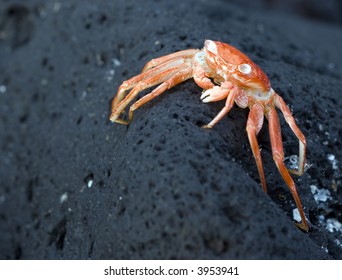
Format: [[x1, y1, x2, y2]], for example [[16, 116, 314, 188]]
[[110, 40, 308, 232]]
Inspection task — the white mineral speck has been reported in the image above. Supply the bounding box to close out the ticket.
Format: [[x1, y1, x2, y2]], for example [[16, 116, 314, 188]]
[[325, 218, 342, 233], [53, 2, 61, 12], [112, 58, 121, 67], [327, 154, 338, 170], [285, 155, 299, 170], [292, 208, 301, 222], [319, 215, 342, 233], [80, 90, 87, 100], [60, 192, 68, 203], [318, 123, 324, 131], [106, 69, 115, 81], [335, 239, 342, 248], [0, 85, 6, 93], [290, 155, 297, 165], [310, 185, 332, 203], [87, 179, 93, 188], [321, 246, 329, 253]]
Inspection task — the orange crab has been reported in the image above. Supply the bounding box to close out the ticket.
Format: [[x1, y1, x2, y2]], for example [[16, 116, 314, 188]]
[[110, 40, 308, 231]]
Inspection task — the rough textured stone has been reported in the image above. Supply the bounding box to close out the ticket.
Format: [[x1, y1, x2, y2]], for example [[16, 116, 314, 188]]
[[0, 0, 341, 259]]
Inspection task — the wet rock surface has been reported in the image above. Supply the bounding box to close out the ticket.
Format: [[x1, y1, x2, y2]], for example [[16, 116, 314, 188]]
[[0, 0, 341, 259]]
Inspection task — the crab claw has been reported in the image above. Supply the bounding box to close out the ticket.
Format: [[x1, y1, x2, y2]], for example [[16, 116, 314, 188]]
[[200, 90, 211, 101], [200, 85, 232, 103]]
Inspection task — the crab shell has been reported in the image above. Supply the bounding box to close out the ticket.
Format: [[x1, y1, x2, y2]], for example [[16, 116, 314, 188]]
[[203, 40, 271, 92]]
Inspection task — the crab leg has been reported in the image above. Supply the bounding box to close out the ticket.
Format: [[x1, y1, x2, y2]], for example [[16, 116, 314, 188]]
[[127, 67, 193, 122], [274, 94, 307, 175], [267, 107, 308, 232], [246, 103, 267, 192], [202, 86, 239, 128], [110, 64, 189, 124], [112, 57, 187, 109], [142, 49, 198, 72]]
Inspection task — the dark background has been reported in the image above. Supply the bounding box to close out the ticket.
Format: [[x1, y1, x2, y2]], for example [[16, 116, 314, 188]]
[[0, 0, 341, 259]]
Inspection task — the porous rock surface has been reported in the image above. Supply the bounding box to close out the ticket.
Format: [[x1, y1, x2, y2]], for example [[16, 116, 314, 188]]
[[0, 0, 341, 259]]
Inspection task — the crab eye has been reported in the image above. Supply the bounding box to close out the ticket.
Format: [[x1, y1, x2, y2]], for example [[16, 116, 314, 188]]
[[205, 40, 218, 55], [238, 63, 252, 74]]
